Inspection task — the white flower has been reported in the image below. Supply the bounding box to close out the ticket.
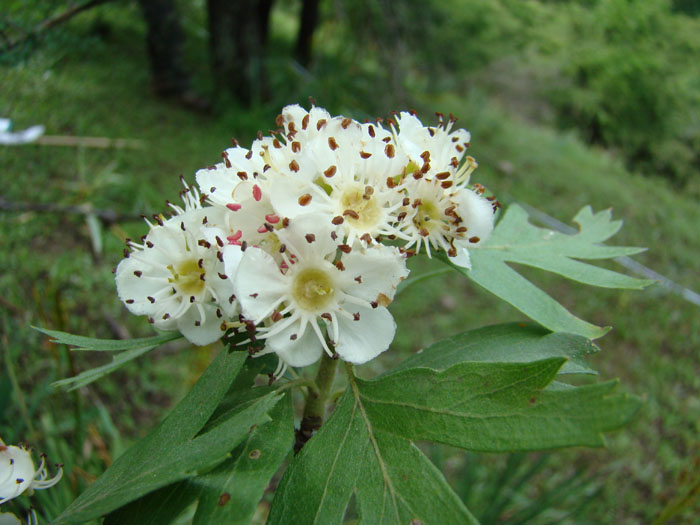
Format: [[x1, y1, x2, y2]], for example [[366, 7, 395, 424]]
[[392, 111, 476, 186], [266, 111, 411, 246], [399, 178, 495, 267], [231, 215, 409, 369], [195, 144, 266, 212], [116, 188, 238, 345], [0, 440, 62, 505]]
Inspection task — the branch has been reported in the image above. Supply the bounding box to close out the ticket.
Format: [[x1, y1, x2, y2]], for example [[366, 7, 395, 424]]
[[2, 0, 115, 52], [0, 197, 144, 225]]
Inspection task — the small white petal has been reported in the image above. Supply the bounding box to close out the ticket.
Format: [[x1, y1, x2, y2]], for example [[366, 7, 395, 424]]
[[341, 245, 408, 304], [450, 246, 472, 269], [454, 188, 494, 245], [235, 247, 287, 322], [266, 318, 324, 367], [177, 303, 224, 346], [335, 305, 395, 364], [0, 446, 34, 502], [280, 213, 339, 261], [268, 174, 325, 219], [115, 257, 168, 315]]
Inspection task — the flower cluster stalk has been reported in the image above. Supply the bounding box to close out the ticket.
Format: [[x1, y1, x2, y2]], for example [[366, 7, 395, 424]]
[[296, 351, 339, 452]]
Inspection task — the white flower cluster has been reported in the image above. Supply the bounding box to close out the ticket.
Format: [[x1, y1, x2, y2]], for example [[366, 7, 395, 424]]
[[116, 105, 496, 372], [0, 439, 62, 506]]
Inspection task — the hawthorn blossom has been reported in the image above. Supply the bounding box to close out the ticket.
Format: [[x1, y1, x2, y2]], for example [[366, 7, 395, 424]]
[[116, 187, 238, 345], [265, 111, 411, 246], [392, 111, 475, 186], [0, 440, 62, 505], [113, 103, 497, 360], [231, 215, 408, 370], [399, 177, 495, 267]]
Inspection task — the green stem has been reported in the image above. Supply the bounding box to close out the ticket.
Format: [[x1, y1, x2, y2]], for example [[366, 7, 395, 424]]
[[295, 351, 339, 452], [275, 377, 319, 396]]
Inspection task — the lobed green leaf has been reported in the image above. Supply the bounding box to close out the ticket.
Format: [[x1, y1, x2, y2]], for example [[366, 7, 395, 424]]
[[462, 205, 653, 339]]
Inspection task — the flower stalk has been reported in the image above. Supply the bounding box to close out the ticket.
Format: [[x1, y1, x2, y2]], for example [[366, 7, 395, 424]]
[[295, 350, 339, 453]]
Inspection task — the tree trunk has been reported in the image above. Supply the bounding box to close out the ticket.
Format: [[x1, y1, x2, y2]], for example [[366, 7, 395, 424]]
[[295, 0, 320, 68], [207, 0, 274, 105], [137, 0, 190, 97]]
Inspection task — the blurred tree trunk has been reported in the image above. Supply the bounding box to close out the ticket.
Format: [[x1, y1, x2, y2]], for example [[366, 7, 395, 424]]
[[207, 0, 274, 105], [295, 0, 320, 68], [137, 0, 190, 97]]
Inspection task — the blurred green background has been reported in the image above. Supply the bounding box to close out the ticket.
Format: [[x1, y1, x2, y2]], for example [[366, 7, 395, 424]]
[[1, 0, 698, 523]]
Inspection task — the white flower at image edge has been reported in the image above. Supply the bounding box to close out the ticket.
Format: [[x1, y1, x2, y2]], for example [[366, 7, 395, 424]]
[[230, 215, 409, 367], [0, 439, 62, 505]]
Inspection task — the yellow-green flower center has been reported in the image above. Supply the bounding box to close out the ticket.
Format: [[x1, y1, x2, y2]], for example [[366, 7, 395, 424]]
[[413, 199, 444, 234], [257, 232, 282, 255], [339, 184, 381, 229], [292, 267, 335, 311], [168, 259, 205, 296]]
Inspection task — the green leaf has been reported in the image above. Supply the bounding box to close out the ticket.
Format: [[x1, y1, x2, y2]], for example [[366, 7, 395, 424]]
[[52, 345, 157, 391], [392, 322, 599, 376], [270, 355, 639, 523], [54, 350, 281, 523], [34, 326, 181, 351], [104, 389, 293, 525], [192, 392, 295, 525], [38, 327, 184, 390], [355, 430, 478, 524], [104, 483, 198, 525], [269, 380, 476, 524], [267, 390, 370, 524], [462, 205, 653, 339], [357, 359, 642, 452]]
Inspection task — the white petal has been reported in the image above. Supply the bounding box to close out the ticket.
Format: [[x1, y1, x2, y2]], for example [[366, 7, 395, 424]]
[[209, 275, 238, 318], [115, 257, 167, 315], [195, 164, 240, 208], [177, 303, 224, 345], [455, 188, 494, 244], [224, 145, 266, 173], [266, 318, 324, 367], [450, 246, 472, 269], [268, 174, 325, 219], [282, 104, 308, 124], [221, 244, 244, 315], [0, 446, 34, 502], [281, 213, 339, 261], [341, 245, 408, 304], [235, 247, 287, 321], [335, 305, 395, 364]]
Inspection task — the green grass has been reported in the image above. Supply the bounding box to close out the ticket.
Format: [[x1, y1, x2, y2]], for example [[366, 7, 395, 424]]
[[1, 2, 698, 523]]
